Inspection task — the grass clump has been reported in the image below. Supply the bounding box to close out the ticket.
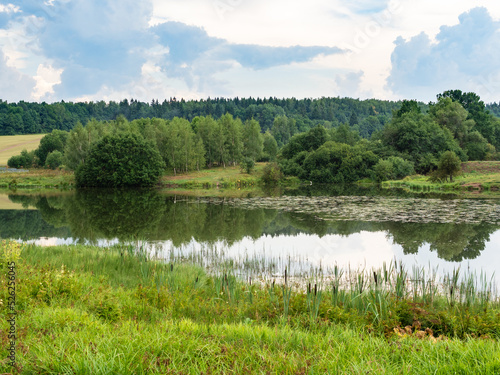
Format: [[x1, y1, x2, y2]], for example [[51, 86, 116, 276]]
[[1, 242, 499, 374]]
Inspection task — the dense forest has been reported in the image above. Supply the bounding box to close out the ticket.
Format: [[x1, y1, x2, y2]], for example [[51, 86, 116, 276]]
[[5, 90, 500, 186], [0, 97, 415, 137]]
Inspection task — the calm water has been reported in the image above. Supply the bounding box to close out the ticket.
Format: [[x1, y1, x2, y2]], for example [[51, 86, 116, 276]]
[[1, 188, 500, 280]]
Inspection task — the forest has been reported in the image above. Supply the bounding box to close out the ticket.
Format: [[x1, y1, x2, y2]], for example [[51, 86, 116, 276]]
[[0, 96, 415, 137], [5, 90, 500, 186]]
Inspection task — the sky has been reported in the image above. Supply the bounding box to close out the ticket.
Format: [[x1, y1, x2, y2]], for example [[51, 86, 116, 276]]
[[0, 0, 500, 104]]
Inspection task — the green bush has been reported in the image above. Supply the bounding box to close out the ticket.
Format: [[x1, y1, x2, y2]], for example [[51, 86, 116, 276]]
[[45, 150, 64, 169], [374, 159, 394, 182], [261, 163, 283, 185], [75, 133, 165, 188], [240, 157, 255, 174], [7, 149, 35, 169]]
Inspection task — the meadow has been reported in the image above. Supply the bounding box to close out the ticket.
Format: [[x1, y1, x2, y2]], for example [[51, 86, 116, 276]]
[[1, 240, 499, 374], [0, 134, 43, 167]]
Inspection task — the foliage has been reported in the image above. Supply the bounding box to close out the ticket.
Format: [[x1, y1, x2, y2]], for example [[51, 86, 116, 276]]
[[374, 157, 414, 182], [432, 151, 462, 182], [75, 133, 165, 187], [7, 149, 35, 169], [380, 111, 464, 173], [45, 150, 64, 169], [240, 157, 255, 174], [35, 129, 69, 167], [260, 162, 284, 185], [261, 130, 278, 161]]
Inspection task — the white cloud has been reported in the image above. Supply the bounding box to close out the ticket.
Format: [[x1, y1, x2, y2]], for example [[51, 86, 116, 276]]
[[2, 0, 500, 101], [387, 7, 500, 102], [32, 63, 63, 101], [0, 4, 20, 13], [0, 50, 36, 101]]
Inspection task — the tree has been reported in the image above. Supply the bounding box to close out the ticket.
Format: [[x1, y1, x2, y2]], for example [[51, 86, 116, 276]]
[[35, 129, 69, 166], [381, 111, 464, 173], [435, 151, 461, 182], [64, 121, 103, 170], [240, 157, 255, 174], [262, 131, 278, 161], [242, 119, 263, 161], [395, 100, 421, 118], [75, 133, 165, 187], [429, 97, 474, 147]]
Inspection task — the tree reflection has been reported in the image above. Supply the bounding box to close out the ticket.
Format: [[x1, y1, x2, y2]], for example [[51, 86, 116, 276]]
[[2, 191, 498, 262]]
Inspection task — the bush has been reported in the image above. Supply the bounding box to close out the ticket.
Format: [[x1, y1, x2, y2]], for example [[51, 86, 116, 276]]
[[45, 150, 64, 169], [7, 149, 35, 169], [374, 159, 394, 182], [261, 163, 283, 185], [75, 133, 165, 188], [387, 156, 415, 179], [240, 157, 255, 174], [7, 155, 23, 169]]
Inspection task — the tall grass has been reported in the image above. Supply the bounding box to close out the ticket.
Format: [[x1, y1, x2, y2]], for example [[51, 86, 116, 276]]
[[1, 241, 500, 373]]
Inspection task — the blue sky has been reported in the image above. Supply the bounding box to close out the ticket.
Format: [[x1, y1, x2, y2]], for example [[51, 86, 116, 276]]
[[0, 0, 499, 103]]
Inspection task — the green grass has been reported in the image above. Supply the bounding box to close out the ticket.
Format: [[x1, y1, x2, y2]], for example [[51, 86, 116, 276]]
[[0, 169, 75, 189], [1, 241, 499, 374], [159, 163, 266, 189], [0, 134, 44, 166], [382, 161, 500, 197]]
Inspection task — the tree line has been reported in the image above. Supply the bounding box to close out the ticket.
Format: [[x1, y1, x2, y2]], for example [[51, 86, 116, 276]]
[[8, 114, 280, 186], [0, 96, 412, 137], [7, 89, 500, 187], [278, 91, 500, 184]]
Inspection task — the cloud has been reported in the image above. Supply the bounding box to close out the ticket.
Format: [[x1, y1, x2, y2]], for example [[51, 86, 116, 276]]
[[0, 50, 36, 101], [334, 71, 369, 98], [387, 7, 500, 102], [344, 0, 390, 15], [5, 0, 155, 98], [152, 21, 342, 93]]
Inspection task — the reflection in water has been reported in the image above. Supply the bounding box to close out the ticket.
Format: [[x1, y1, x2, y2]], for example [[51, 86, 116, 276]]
[[1, 190, 499, 266]]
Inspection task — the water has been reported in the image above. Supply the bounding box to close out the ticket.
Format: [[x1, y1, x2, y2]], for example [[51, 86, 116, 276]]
[[1, 188, 499, 281]]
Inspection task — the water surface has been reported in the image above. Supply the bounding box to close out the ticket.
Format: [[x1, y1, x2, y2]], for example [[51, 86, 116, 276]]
[[1, 188, 499, 280]]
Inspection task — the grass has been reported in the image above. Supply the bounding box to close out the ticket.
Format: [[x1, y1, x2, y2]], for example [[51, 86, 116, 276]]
[[0, 169, 75, 190], [0, 134, 44, 167], [383, 161, 500, 197], [159, 163, 266, 190], [0, 162, 295, 194], [1, 241, 499, 374]]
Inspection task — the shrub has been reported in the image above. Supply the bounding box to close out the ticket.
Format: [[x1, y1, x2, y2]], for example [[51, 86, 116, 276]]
[[374, 159, 394, 182], [261, 163, 283, 185], [45, 150, 64, 169], [75, 133, 165, 188], [240, 157, 255, 174], [7, 149, 35, 169]]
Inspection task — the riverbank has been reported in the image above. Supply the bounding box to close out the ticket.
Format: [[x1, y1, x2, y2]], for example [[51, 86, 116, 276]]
[[382, 161, 500, 196], [0, 163, 299, 196], [1, 241, 499, 374]]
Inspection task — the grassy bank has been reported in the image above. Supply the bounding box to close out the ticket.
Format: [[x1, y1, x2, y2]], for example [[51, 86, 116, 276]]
[[0, 163, 296, 194], [383, 161, 500, 196], [0, 169, 75, 190], [1, 241, 499, 374]]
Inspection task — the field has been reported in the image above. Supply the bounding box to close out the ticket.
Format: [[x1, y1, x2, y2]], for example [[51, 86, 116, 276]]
[[0, 134, 44, 166], [1, 241, 499, 374]]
